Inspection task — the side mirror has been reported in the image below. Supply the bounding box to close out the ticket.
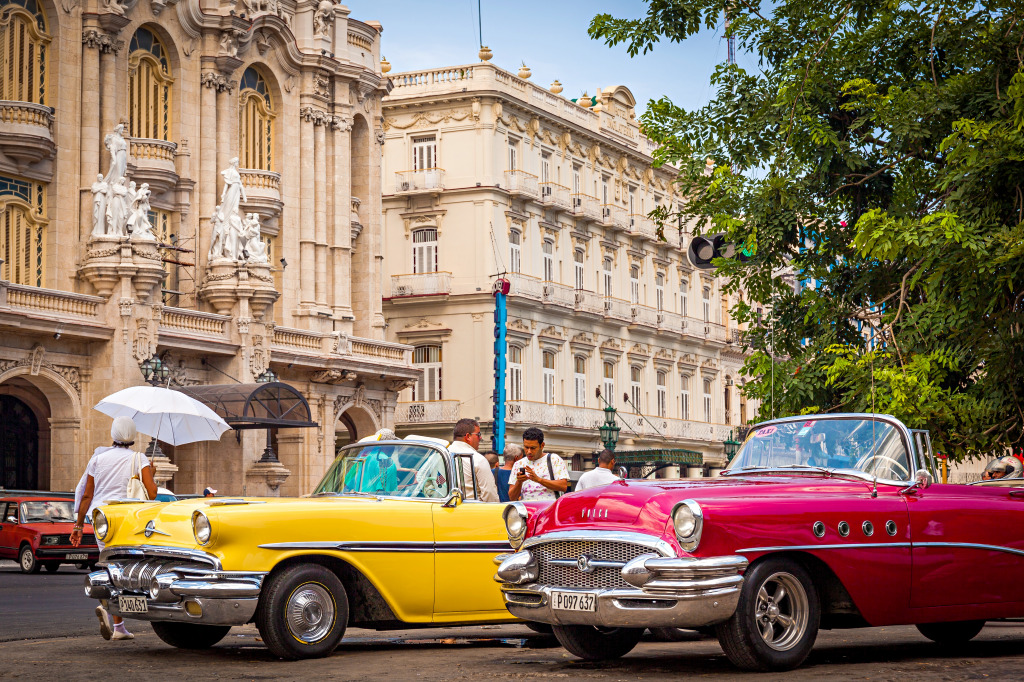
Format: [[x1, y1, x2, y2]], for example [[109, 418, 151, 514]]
[[442, 488, 463, 508], [615, 466, 629, 479], [901, 469, 933, 495]]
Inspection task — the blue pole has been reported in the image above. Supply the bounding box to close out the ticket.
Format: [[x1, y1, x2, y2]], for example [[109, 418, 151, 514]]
[[492, 285, 507, 454]]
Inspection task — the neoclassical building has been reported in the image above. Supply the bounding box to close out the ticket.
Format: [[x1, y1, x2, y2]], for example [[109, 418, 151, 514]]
[[381, 58, 756, 472], [0, 0, 417, 496]]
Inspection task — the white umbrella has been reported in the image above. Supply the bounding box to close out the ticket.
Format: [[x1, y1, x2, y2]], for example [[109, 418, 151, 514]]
[[94, 386, 230, 446]]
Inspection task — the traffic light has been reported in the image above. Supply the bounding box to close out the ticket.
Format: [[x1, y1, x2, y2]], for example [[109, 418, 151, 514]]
[[687, 233, 753, 270]]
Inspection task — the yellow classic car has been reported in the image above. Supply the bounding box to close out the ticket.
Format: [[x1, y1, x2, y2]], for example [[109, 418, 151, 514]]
[[84, 437, 522, 659]]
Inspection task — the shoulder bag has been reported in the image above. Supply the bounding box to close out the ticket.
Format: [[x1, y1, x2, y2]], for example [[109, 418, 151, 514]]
[[546, 454, 563, 499], [126, 449, 150, 500]]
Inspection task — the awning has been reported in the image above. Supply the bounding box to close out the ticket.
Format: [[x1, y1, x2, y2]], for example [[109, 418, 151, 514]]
[[174, 382, 318, 430], [613, 448, 703, 466]]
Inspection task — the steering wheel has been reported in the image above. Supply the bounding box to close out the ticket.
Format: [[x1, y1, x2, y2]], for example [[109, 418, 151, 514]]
[[856, 453, 910, 480]]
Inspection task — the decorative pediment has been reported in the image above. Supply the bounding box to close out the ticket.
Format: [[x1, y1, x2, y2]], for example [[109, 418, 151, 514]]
[[396, 318, 452, 341], [570, 332, 596, 355], [599, 338, 623, 361], [627, 343, 651, 364], [677, 353, 698, 368], [539, 325, 564, 340]]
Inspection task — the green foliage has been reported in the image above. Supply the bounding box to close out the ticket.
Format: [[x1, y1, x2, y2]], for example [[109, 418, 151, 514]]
[[591, 1, 1024, 460]]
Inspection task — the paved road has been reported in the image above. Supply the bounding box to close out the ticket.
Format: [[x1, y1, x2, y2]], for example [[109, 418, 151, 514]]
[[5, 560, 1024, 679]]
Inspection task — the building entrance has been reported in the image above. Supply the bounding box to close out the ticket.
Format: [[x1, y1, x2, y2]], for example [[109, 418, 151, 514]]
[[0, 395, 40, 489]]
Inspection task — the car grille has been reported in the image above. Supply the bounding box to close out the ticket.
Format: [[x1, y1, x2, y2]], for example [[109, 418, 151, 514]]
[[46, 534, 96, 546], [534, 540, 657, 590], [107, 559, 206, 594]]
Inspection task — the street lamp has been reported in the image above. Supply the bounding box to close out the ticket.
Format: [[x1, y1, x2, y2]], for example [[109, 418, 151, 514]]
[[139, 353, 170, 386], [255, 368, 278, 383], [599, 404, 620, 452], [723, 429, 741, 462]]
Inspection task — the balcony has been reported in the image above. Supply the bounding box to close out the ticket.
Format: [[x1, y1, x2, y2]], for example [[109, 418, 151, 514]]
[[506, 400, 604, 430], [628, 214, 657, 241], [702, 322, 727, 344], [0, 101, 55, 166], [599, 204, 627, 230], [157, 306, 233, 353], [504, 170, 539, 199], [574, 289, 604, 316], [539, 182, 570, 211], [349, 337, 413, 366], [0, 281, 109, 340], [658, 310, 685, 333], [631, 304, 659, 328], [395, 168, 445, 193], [570, 193, 600, 221], [128, 138, 178, 194], [240, 168, 284, 226], [603, 296, 632, 324], [390, 272, 452, 298], [505, 272, 544, 301], [542, 281, 575, 308], [395, 400, 461, 424]]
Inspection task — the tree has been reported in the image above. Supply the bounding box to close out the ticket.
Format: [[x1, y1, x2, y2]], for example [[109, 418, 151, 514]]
[[590, 1, 1024, 459]]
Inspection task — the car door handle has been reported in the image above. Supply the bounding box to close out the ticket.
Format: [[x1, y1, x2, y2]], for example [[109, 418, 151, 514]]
[[1009, 489, 1024, 498]]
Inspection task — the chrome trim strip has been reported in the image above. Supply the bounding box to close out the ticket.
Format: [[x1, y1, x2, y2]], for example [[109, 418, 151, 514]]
[[522, 530, 677, 558], [913, 542, 1024, 558], [258, 540, 511, 553], [99, 545, 222, 569], [548, 558, 627, 569], [736, 543, 912, 553]]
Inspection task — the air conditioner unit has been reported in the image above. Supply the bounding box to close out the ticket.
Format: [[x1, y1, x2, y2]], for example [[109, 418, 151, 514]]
[[400, 182, 411, 191], [573, 198, 582, 207], [394, 285, 413, 296], [542, 186, 552, 196], [603, 208, 611, 218], [604, 300, 613, 312]]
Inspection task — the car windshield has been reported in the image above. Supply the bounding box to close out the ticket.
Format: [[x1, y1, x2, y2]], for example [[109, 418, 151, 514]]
[[21, 500, 75, 523], [726, 417, 912, 481], [313, 442, 451, 499]]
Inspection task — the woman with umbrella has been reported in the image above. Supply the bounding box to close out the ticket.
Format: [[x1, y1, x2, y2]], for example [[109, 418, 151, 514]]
[[71, 416, 157, 641]]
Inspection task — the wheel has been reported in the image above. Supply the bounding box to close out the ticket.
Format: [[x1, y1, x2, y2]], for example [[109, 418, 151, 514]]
[[916, 620, 985, 644], [525, 622, 554, 635], [19, 546, 40, 574], [42, 562, 60, 572], [715, 557, 820, 671], [255, 564, 348, 660], [552, 625, 643, 661], [151, 622, 232, 649]]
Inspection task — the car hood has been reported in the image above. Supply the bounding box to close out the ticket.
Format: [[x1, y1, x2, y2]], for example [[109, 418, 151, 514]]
[[19, 521, 91, 533]]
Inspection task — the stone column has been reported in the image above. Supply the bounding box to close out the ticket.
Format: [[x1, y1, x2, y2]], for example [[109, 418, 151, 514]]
[[369, 121, 386, 336], [330, 116, 354, 325], [199, 71, 220, 266], [314, 119, 328, 309], [298, 108, 318, 312], [98, 38, 124, 175], [79, 30, 105, 243], [216, 80, 236, 190]]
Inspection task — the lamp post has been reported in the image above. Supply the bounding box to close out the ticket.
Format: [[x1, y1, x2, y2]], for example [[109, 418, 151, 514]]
[[255, 368, 278, 383], [138, 353, 171, 459], [598, 404, 620, 452], [723, 429, 741, 462]]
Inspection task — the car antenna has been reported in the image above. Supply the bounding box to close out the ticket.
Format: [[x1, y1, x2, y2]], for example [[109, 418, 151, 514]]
[[871, 472, 878, 498]]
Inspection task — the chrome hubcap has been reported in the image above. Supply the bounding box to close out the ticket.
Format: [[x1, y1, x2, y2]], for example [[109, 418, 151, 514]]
[[753, 571, 809, 651], [286, 583, 334, 643]]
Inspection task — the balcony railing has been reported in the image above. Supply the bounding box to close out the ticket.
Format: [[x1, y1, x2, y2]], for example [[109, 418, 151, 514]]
[[273, 326, 326, 352], [570, 193, 600, 221], [574, 289, 604, 315], [390, 272, 452, 297], [506, 272, 544, 301], [0, 101, 55, 164], [504, 170, 539, 199], [240, 169, 282, 191], [2, 283, 101, 318], [658, 310, 685, 333], [130, 138, 176, 162], [159, 307, 229, 337], [506, 401, 604, 430], [599, 204, 627, 230], [350, 338, 413, 364], [628, 214, 657, 241], [603, 296, 632, 323], [539, 182, 570, 211], [702, 322, 727, 343], [542, 281, 575, 308], [395, 168, 445, 193], [631, 304, 659, 328], [395, 400, 461, 424]]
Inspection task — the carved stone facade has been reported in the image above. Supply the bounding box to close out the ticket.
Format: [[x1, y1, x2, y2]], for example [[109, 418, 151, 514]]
[[0, 0, 417, 496]]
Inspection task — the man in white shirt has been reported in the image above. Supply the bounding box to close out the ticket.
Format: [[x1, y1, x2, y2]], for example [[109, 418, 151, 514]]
[[575, 449, 621, 491], [509, 427, 570, 501], [447, 418, 499, 503]]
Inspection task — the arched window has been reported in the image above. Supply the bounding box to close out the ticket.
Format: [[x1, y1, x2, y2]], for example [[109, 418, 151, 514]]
[[542, 351, 556, 405], [0, 175, 46, 287], [508, 344, 523, 401], [703, 378, 713, 422], [573, 355, 587, 407], [630, 366, 642, 413], [509, 229, 521, 273], [239, 66, 275, 171], [128, 27, 173, 141], [656, 371, 667, 418], [412, 345, 442, 401], [412, 228, 437, 274], [0, 0, 49, 105], [602, 361, 615, 405]]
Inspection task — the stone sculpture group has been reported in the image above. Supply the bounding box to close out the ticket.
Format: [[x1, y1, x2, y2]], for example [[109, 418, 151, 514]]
[[90, 124, 156, 242], [209, 157, 268, 264]]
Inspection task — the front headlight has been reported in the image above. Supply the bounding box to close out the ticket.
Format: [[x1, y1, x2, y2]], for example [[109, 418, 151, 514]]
[[42, 535, 60, 546], [503, 502, 528, 549], [672, 499, 703, 551], [192, 510, 211, 545], [92, 509, 109, 541]]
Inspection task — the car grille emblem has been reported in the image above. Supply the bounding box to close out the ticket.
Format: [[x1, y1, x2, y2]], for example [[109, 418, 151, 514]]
[[577, 553, 596, 574], [137, 520, 170, 538]]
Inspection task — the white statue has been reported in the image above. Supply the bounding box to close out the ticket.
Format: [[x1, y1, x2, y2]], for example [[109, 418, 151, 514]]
[[106, 176, 130, 237], [103, 124, 128, 184], [243, 213, 268, 263], [219, 158, 247, 222], [128, 183, 156, 241], [208, 204, 227, 261], [226, 212, 244, 261], [313, 0, 334, 37], [90, 174, 109, 237], [101, 0, 127, 15]]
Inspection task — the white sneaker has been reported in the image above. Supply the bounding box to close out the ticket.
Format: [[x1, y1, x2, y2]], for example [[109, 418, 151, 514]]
[[95, 605, 113, 641], [111, 628, 135, 641]]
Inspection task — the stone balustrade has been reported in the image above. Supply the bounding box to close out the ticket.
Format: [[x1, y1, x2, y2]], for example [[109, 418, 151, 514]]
[[240, 169, 283, 191], [130, 138, 176, 162], [631, 304, 659, 328], [2, 283, 101, 318], [574, 289, 604, 316], [273, 326, 325, 352], [395, 400, 461, 424], [128, 138, 178, 194], [0, 100, 54, 130], [543, 281, 575, 308], [390, 272, 452, 297], [159, 307, 229, 336], [603, 296, 632, 323], [350, 338, 412, 364], [0, 100, 56, 164]]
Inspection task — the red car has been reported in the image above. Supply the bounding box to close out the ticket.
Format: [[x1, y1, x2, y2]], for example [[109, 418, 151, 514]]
[[0, 496, 99, 573], [496, 413, 1022, 671]]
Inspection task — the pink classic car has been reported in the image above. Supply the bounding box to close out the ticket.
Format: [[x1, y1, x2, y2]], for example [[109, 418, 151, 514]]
[[495, 413, 1024, 671]]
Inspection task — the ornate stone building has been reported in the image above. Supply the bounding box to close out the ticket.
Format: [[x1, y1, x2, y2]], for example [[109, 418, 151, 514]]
[[0, 0, 417, 496], [381, 59, 756, 472]]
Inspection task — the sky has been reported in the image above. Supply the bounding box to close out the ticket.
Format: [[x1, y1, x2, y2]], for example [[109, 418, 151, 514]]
[[357, 0, 734, 117]]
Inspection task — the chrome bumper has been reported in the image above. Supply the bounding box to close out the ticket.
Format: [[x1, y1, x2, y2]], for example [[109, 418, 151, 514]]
[[84, 546, 266, 626], [496, 550, 748, 628]]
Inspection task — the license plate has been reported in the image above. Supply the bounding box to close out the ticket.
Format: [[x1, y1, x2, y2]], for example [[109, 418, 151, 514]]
[[66, 553, 88, 560], [551, 591, 596, 612], [118, 596, 148, 614]]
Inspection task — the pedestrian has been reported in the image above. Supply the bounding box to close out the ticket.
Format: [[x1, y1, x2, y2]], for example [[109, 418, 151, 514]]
[[495, 443, 523, 503], [508, 427, 569, 501], [575, 449, 621, 491], [71, 416, 157, 641], [483, 452, 500, 470], [203, 487, 218, 498], [447, 418, 499, 502]]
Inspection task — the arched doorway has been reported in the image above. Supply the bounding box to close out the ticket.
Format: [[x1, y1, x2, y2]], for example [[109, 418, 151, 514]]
[[0, 395, 40, 489], [334, 405, 379, 453]]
